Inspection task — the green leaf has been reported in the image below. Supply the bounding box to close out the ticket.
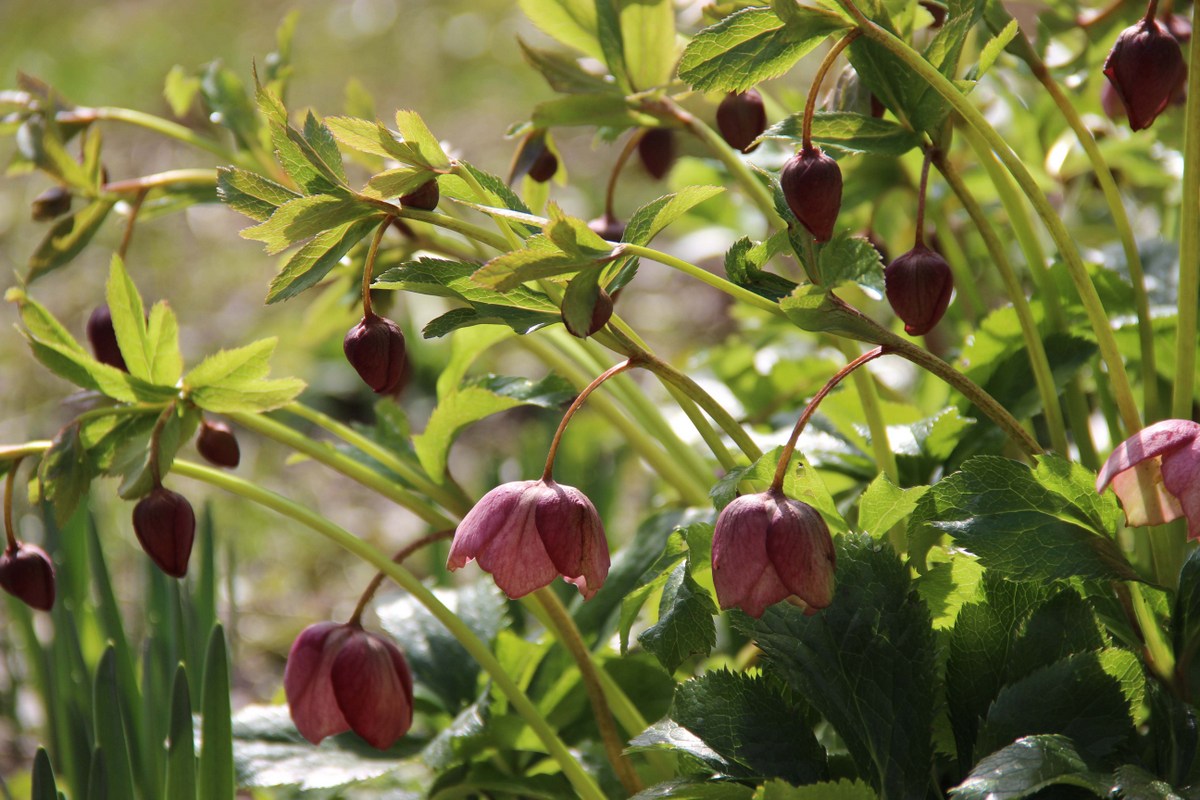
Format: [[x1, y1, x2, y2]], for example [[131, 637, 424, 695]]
[[165, 665, 197, 799], [88, 749, 109, 800], [672, 670, 827, 783], [184, 338, 275, 388], [188, 377, 305, 414], [325, 115, 405, 160], [93, 647, 137, 800], [632, 778, 755, 799], [27, 198, 116, 282], [910, 456, 1139, 583], [31, 748, 58, 800], [38, 423, 92, 526], [817, 230, 885, 292], [105, 254, 155, 381], [738, 535, 936, 799], [1174, 547, 1200, 687], [951, 735, 1114, 800], [562, 269, 605, 337], [624, 186, 725, 246], [971, 19, 1019, 80], [414, 387, 531, 477], [678, 6, 849, 92], [518, 38, 616, 94], [302, 111, 347, 183], [779, 285, 884, 342], [1113, 764, 1190, 800], [146, 301, 184, 385], [472, 234, 604, 291], [217, 166, 300, 222], [756, 778, 879, 800], [201, 61, 259, 151], [619, 0, 677, 89], [915, 552, 984, 630], [241, 195, 378, 255], [199, 625, 235, 800], [422, 305, 560, 338], [637, 562, 718, 673], [595, 0, 630, 91], [763, 111, 922, 156], [530, 93, 659, 129], [115, 403, 201, 499], [394, 109, 452, 171], [266, 218, 376, 303], [545, 203, 613, 257], [269, 122, 344, 195], [518, 0, 602, 59], [363, 165, 438, 200], [724, 235, 798, 302], [857, 473, 929, 538], [164, 65, 202, 117]]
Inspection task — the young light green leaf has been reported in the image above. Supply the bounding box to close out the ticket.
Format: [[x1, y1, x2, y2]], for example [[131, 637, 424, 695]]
[[545, 203, 612, 257], [267, 218, 376, 303], [971, 19, 1019, 80], [7, 287, 87, 354], [364, 165, 438, 200], [188, 377, 306, 414], [394, 110, 452, 171], [325, 115, 405, 159], [146, 301, 183, 386], [27, 198, 116, 282], [106, 254, 153, 381], [201, 61, 259, 151], [619, 0, 677, 90], [531, 93, 658, 129], [217, 166, 300, 222], [184, 338, 276, 388], [165, 665, 197, 800], [678, 6, 849, 92], [241, 195, 378, 254], [472, 234, 602, 291], [164, 65, 202, 118], [623, 186, 724, 246], [518, 0, 602, 59], [302, 111, 347, 184], [414, 387, 529, 477], [199, 625, 235, 800], [857, 473, 928, 537]]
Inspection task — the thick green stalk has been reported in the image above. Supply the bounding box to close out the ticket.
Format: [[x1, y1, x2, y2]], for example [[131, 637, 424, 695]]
[[934, 150, 1070, 456], [1174, 18, 1200, 419], [1129, 581, 1176, 686], [168, 459, 607, 800], [60, 107, 254, 168], [621, 244, 781, 315], [839, 4, 1143, 436], [227, 411, 458, 528], [395, 207, 510, 252], [282, 402, 472, 517], [927, 207, 985, 321]]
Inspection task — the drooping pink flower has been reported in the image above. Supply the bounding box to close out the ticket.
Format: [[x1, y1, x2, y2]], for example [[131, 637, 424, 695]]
[[447, 479, 610, 599], [1097, 419, 1200, 540], [284, 622, 414, 749], [711, 489, 836, 618]]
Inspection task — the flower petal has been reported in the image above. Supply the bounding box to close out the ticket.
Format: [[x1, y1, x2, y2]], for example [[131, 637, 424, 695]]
[[331, 629, 414, 749], [537, 481, 610, 598], [447, 481, 535, 571], [1161, 435, 1200, 541], [1096, 419, 1200, 491], [1110, 457, 1184, 528], [472, 486, 559, 598], [713, 494, 784, 617], [284, 622, 352, 744], [767, 498, 836, 610]]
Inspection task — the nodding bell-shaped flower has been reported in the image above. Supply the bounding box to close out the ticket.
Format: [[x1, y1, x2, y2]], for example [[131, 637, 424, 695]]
[[711, 489, 836, 618], [447, 479, 610, 599], [284, 622, 414, 749], [1097, 419, 1200, 540], [0, 542, 56, 611], [133, 486, 195, 578], [884, 243, 954, 336], [780, 146, 842, 243], [1103, 17, 1187, 131], [343, 313, 407, 395]]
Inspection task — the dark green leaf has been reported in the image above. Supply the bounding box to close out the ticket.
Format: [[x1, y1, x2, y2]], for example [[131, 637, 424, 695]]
[[115, 404, 200, 499], [762, 111, 922, 156], [31, 748, 58, 800], [422, 305, 559, 338], [1175, 548, 1200, 694], [947, 601, 1012, 773], [26, 198, 116, 282], [93, 647, 136, 800], [468, 373, 574, 407], [738, 535, 936, 799], [199, 625, 235, 800], [671, 670, 826, 784], [818, 231, 885, 293], [780, 285, 884, 342], [165, 665, 197, 799], [678, 6, 849, 92], [724, 235, 799, 302], [216, 167, 299, 222], [594, 0, 630, 91], [88, 747, 109, 800], [631, 779, 755, 799], [757, 778, 880, 799], [518, 38, 617, 94], [38, 423, 91, 526], [1113, 765, 1188, 800], [266, 218, 375, 303], [562, 269, 604, 337], [422, 698, 492, 770], [951, 735, 1112, 800], [637, 562, 718, 673]]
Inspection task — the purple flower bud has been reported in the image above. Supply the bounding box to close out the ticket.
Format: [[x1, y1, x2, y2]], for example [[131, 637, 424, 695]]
[[0, 542, 56, 611], [716, 89, 767, 153], [399, 179, 440, 211], [1103, 18, 1187, 131], [197, 420, 240, 469], [587, 213, 626, 242], [528, 148, 559, 183], [132, 487, 195, 578], [1097, 419, 1200, 540], [87, 304, 127, 372], [712, 489, 836, 618], [448, 479, 610, 599], [344, 313, 407, 394], [884, 243, 954, 336], [638, 129, 676, 181], [31, 185, 72, 221], [284, 622, 414, 749], [780, 147, 843, 243]]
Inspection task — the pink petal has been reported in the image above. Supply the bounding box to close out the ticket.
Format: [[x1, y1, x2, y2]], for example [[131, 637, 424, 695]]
[[284, 622, 352, 744], [447, 481, 533, 571], [1096, 419, 1200, 491], [767, 498, 836, 610], [1110, 458, 1184, 528], [331, 630, 414, 749], [713, 494, 789, 617], [1161, 435, 1200, 540], [537, 482, 611, 599], [469, 484, 560, 598]]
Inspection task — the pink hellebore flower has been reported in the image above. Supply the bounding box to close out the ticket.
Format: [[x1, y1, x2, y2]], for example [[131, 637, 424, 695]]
[[447, 479, 610, 600], [284, 622, 414, 749], [711, 489, 837, 618], [1097, 419, 1200, 540]]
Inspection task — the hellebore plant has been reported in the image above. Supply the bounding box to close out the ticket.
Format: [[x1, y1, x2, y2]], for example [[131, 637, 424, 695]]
[[1104, 1, 1187, 130], [1, 462, 55, 611], [1098, 419, 1200, 539]]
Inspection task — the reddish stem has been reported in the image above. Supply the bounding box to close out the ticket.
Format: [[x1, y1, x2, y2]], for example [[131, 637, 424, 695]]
[[347, 530, 456, 628], [914, 147, 935, 247], [604, 131, 644, 220], [4, 457, 22, 552], [543, 359, 636, 481], [802, 30, 863, 151]]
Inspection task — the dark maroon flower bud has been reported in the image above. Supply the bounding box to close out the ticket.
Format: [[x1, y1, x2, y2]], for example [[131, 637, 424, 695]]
[[587, 213, 626, 242], [87, 304, 127, 372], [716, 89, 767, 153], [711, 489, 835, 618], [197, 420, 240, 469], [343, 313, 407, 394], [919, 0, 947, 27], [31, 186, 72, 221], [564, 288, 614, 338], [399, 179, 439, 211], [884, 243, 954, 336], [285, 622, 414, 749], [638, 128, 676, 180], [528, 148, 559, 183], [448, 479, 610, 599], [869, 94, 886, 119], [780, 146, 842, 243], [1103, 18, 1187, 131], [0, 542, 56, 611], [133, 487, 196, 578]]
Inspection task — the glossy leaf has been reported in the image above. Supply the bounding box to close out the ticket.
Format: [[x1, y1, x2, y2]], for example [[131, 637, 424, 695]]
[[951, 735, 1113, 800]]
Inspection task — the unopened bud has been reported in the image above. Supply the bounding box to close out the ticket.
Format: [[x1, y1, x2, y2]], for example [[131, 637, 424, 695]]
[[587, 213, 626, 242], [884, 243, 954, 336], [87, 304, 127, 371], [399, 179, 439, 211], [780, 147, 843, 243], [0, 542, 56, 611], [1103, 18, 1187, 131], [197, 420, 240, 469], [716, 89, 767, 153], [344, 313, 407, 394], [133, 487, 196, 578], [638, 128, 676, 180], [31, 186, 72, 221]]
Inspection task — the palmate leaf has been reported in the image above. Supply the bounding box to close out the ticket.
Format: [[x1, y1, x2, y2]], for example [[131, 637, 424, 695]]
[[762, 111, 923, 157], [518, 0, 603, 60], [240, 194, 379, 255], [217, 167, 300, 222], [266, 218, 377, 303], [183, 337, 305, 413]]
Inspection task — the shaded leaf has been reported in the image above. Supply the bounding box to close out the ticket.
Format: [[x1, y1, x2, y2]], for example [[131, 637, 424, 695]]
[[951, 735, 1113, 800], [763, 111, 922, 156], [637, 562, 717, 673], [266, 218, 376, 303], [27, 198, 116, 282]]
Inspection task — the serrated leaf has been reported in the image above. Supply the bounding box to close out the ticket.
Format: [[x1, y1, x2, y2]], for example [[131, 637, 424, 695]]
[[780, 285, 883, 342], [266, 218, 376, 303], [394, 109, 451, 171], [545, 203, 613, 257], [146, 301, 184, 385], [678, 6, 849, 92], [672, 670, 826, 783], [1113, 764, 1188, 800], [818, 230, 885, 292], [757, 778, 879, 800], [725, 235, 799, 301], [972, 19, 1019, 79], [38, 423, 92, 526], [518, 0, 602, 59], [324, 115, 406, 160], [185, 338, 304, 413], [763, 111, 922, 156], [363, 165, 438, 200], [184, 338, 275, 388], [915, 553, 984, 629], [472, 234, 603, 291], [241, 195, 377, 255], [637, 562, 717, 673], [857, 473, 928, 537], [105, 254, 154, 381], [188, 377, 305, 414], [269, 122, 342, 195], [302, 112, 346, 183], [217, 167, 299, 222], [951, 735, 1113, 800], [624, 186, 725, 247], [116, 403, 200, 499], [738, 535, 935, 799], [27, 198, 116, 282], [413, 387, 528, 477], [634, 779, 756, 799], [595, 0, 630, 91], [422, 304, 559, 338]]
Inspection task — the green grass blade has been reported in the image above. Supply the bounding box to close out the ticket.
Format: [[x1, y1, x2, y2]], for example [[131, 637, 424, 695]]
[[198, 624, 234, 800], [85, 747, 107, 800], [165, 664, 197, 799], [91, 647, 135, 800], [31, 748, 58, 800]]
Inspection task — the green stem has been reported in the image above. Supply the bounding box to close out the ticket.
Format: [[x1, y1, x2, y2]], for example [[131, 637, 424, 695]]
[[226, 411, 458, 528], [60, 107, 255, 169], [0, 442, 52, 462], [453, 163, 524, 250], [101, 169, 218, 196], [1129, 581, 1176, 685], [533, 589, 642, 795], [1174, 13, 1200, 419], [933, 149, 1070, 456], [282, 403, 472, 517], [839, 3, 1143, 436], [167, 459, 607, 800], [395, 207, 510, 252], [621, 244, 781, 315]]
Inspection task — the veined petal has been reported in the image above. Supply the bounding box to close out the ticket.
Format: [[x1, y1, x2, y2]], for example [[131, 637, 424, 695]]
[[472, 485, 559, 598], [767, 497, 836, 610], [1161, 436, 1200, 541], [284, 622, 352, 744], [1096, 419, 1200, 492], [1110, 458, 1184, 528], [448, 480, 536, 570], [331, 629, 414, 750], [712, 494, 778, 616], [536, 481, 610, 598]]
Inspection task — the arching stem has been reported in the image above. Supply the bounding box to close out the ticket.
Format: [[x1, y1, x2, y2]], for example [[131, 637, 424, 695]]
[[802, 30, 862, 151], [347, 530, 454, 627], [543, 360, 636, 481], [4, 457, 22, 552], [360, 218, 391, 319]]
